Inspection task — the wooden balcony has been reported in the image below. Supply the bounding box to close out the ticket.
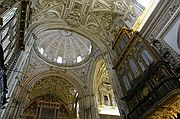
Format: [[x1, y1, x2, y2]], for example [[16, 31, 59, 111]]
[[127, 77, 180, 119], [121, 61, 180, 119]]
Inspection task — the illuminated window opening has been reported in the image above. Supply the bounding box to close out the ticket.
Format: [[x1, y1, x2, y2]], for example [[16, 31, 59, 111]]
[[77, 102, 80, 119], [88, 45, 92, 54], [57, 56, 62, 63], [77, 56, 82, 63], [73, 103, 76, 108], [137, 0, 151, 7], [39, 48, 44, 55], [104, 95, 109, 106]]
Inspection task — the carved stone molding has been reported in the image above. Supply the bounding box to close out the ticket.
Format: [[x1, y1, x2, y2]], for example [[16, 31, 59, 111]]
[[141, 0, 180, 72], [30, 0, 136, 47], [142, 0, 179, 40]]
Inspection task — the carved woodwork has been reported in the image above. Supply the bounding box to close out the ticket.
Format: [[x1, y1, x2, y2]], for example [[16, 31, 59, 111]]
[[112, 28, 180, 119]]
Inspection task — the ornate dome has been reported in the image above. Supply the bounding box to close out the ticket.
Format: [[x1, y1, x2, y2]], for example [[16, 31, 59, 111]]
[[35, 29, 92, 67]]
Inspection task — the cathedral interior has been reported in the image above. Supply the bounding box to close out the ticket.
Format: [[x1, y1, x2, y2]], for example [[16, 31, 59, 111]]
[[0, 0, 180, 119]]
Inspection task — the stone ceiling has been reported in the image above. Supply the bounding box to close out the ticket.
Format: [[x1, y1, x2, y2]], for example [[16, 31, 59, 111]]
[[30, 0, 136, 47], [29, 76, 76, 106], [93, 58, 113, 96], [35, 29, 92, 67], [23, 0, 137, 109]]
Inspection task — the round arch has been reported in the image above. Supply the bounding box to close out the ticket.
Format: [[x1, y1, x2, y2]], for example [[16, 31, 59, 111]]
[[22, 68, 85, 97], [89, 56, 121, 116], [25, 20, 108, 53], [90, 57, 106, 95], [18, 68, 86, 119]]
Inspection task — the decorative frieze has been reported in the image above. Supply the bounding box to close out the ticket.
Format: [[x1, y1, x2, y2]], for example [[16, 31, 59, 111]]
[[151, 39, 180, 74]]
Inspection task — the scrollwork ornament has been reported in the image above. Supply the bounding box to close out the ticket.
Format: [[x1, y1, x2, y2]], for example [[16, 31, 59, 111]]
[[66, 12, 81, 27], [151, 39, 180, 73]]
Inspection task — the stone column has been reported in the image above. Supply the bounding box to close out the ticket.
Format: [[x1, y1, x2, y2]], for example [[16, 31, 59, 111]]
[[79, 94, 98, 119], [85, 93, 101, 119], [83, 95, 92, 119], [5, 99, 16, 119], [11, 100, 20, 119], [78, 96, 85, 119], [17, 92, 30, 118], [109, 94, 113, 106], [36, 106, 40, 119], [1, 32, 35, 118], [38, 106, 42, 119]]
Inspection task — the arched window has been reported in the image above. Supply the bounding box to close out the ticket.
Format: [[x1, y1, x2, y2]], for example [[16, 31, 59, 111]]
[[122, 76, 131, 91], [129, 59, 140, 78], [104, 95, 109, 106], [77, 56, 82, 63], [57, 56, 63, 63], [142, 50, 154, 65]]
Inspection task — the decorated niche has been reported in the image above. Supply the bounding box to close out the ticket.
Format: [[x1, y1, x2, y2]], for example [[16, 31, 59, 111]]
[[93, 59, 120, 116], [98, 82, 114, 107]]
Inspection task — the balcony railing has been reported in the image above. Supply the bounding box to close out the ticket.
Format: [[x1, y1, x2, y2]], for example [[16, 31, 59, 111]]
[[121, 61, 180, 119], [127, 77, 180, 119]]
